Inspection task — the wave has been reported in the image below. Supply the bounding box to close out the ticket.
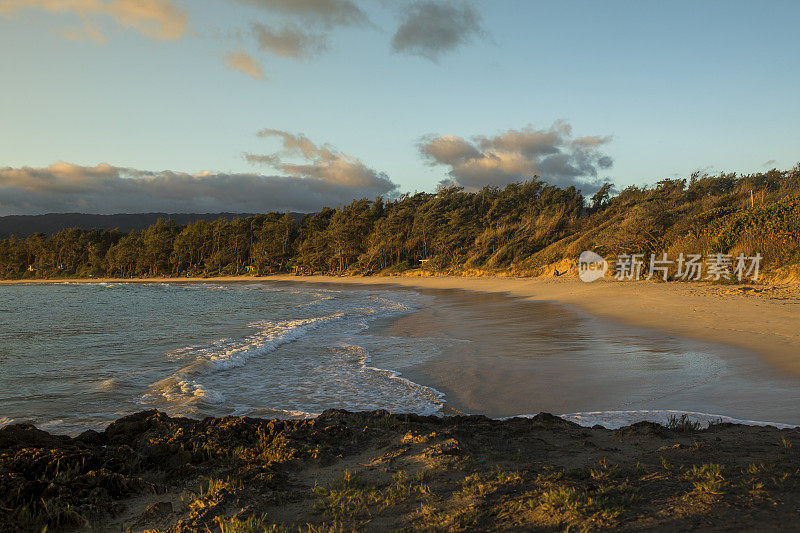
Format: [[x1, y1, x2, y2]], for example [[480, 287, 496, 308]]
[[147, 313, 346, 409], [338, 343, 445, 416], [183, 284, 231, 291], [94, 378, 120, 391], [233, 407, 318, 419], [140, 287, 425, 419]]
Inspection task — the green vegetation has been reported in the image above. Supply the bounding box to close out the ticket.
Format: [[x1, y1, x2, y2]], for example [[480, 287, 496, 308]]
[[665, 413, 704, 431], [313, 470, 433, 519], [1, 166, 798, 279]]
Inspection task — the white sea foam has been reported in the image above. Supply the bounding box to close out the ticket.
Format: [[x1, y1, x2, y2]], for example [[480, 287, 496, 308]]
[[553, 410, 798, 430], [95, 378, 119, 391], [37, 419, 67, 431], [159, 379, 224, 404], [353, 344, 445, 416], [321, 343, 445, 416], [148, 313, 346, 408], [147, 289, 424, 417], [135, 286, 441, 421], [233, 406, 318, 419]]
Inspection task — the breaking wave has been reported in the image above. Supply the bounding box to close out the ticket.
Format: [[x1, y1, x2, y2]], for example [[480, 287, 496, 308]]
[[147, 314, 345, 409]]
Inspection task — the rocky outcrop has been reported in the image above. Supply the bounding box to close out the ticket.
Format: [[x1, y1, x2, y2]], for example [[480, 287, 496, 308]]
[[1, 410, 798, 532]]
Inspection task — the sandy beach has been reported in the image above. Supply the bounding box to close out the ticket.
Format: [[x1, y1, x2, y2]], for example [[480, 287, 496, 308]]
[[6, 274, 799, 376], [277, 275, 800, 375]]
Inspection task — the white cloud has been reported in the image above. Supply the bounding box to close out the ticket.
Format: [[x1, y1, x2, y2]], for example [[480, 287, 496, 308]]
[[245, 129, 397, 191]]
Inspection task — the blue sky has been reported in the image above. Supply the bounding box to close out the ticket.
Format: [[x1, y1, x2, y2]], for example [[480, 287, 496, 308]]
[[0, 0, 798, 214]]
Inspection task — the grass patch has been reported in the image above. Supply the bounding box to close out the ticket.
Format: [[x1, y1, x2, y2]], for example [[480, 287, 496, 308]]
[[665, 414, 702, 431], [190, 476, 242, 511], [684, 464, 726, 495], [215, 513, 281, 533], [415, 502, 484, 530], [457, 468, 525, 499], [313, 469, 433, 520], [257, 429, 296, 463], [215, 516, 354, 533], [590, 459, 620, 481], [313, 471, 372, 519]]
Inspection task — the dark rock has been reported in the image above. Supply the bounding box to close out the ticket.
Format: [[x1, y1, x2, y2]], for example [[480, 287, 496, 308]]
[[0, 423, 67, 449], [76, 429, 105, 446], [529, 412, 580, 429], [614, 421, 670, 438]]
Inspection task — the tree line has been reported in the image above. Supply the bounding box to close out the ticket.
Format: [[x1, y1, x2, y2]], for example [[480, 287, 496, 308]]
[[1, 166, 798, 280]]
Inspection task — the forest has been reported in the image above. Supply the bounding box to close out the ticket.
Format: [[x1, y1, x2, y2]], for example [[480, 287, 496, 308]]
[[1, 166, 798, 280]]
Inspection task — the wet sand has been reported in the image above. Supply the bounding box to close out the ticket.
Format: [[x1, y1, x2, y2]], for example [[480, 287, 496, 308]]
[[358, 287, 800, 425]]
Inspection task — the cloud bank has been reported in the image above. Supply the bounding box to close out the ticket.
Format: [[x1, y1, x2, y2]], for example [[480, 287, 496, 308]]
[[391, 0, 484, 62], [0, 132, 397, 215], [419, 121, 614, 192]]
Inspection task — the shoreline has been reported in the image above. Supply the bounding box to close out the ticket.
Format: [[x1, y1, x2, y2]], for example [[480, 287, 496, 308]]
[[5, 274, 799, 376], [4, 277, 800, 530]]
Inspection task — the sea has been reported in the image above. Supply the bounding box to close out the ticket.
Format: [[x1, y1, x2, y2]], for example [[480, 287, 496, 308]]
[[0, 281, 797, 434]]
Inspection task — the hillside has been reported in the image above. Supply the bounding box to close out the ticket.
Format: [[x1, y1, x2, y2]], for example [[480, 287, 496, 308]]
[[0, 167, 798, 280]]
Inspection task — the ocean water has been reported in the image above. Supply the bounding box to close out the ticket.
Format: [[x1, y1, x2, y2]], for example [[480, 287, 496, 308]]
[[0, 282, 444, 434], [1, 281, 798, 434]]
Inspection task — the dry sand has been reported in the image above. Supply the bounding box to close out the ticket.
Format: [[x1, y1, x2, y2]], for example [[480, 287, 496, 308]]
[[3, 274, 799, 375]]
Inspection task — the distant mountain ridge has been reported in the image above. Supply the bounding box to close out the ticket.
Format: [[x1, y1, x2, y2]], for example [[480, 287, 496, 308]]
[[0, 213, 262, 237]]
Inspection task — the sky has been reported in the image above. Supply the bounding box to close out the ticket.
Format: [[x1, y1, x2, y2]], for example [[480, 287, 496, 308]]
[[0, 0, 798, 215]]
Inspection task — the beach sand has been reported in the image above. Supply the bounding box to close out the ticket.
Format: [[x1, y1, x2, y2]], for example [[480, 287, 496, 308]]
[[357, 288, 800, 424]]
